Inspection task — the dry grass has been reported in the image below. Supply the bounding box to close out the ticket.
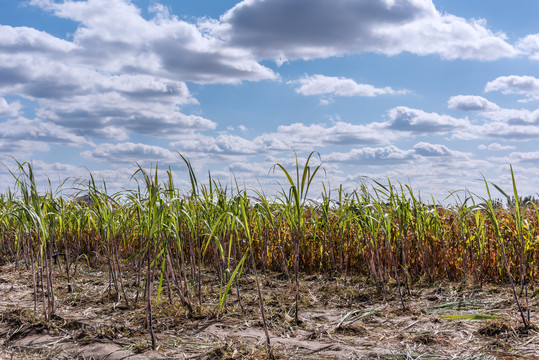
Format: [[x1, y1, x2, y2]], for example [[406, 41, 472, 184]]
[[0, 259, 537, 359]]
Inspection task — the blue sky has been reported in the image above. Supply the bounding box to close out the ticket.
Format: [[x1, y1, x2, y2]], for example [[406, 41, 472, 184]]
[[1, 0, 539, 200]]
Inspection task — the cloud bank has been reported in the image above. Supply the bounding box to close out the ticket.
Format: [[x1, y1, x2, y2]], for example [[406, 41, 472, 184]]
[[219, 0, 516, 63]]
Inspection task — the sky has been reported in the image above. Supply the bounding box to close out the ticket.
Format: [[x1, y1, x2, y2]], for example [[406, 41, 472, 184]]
[[1, 0, 539, 202]]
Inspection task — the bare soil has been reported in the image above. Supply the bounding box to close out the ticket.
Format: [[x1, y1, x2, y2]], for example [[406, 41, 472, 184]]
[[0, 261, 538, 359]]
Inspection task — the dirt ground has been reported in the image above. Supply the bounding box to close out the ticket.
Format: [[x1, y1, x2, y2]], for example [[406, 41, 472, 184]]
[[0, 261, 538, 359]]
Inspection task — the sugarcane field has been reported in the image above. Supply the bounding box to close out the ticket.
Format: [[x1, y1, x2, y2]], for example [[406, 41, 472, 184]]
[[4, 0, 539, 358], [0, 157, 537, 359]]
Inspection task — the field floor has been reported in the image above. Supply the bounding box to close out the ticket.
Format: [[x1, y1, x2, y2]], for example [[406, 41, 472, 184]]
[[0, 261, 538, 359]]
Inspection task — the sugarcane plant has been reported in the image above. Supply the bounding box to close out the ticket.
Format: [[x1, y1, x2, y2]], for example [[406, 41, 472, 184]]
[[272, 151, 323, 324], [479, 168, 530, 329], [0, 156, 538, 345]]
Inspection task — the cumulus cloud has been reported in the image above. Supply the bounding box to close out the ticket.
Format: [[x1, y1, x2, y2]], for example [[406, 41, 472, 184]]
[[0, 45, 216, 140], [478, 143, 515, 151], [479, 122, 539, 141], [485, 75, 539, 102], [326, 142, 468, 166], [385, 106, 470, 134], [0, 140, 50, 160], [506, 151, 539, 163], [0, 0, 279, 143], [500, 151, 539, 167], [0, 0, 521, 152], [445, 97, 539, 141], [29, 0, 276, 83], [0, 53, 89, 99], [412, 142, 466, 157], [36, 92, 216, 140], [516, 34, 539, 61], [273, 121, 392, 148], [0, 117, 92, 147], [326, 145, 415, 165], [451, 94, 539, 126], [0, 98, 21, 118], [166, 105, 539, 159], [448, 95, 499, 111], [226, 160, 278, 180], [99, 74, 197, 104], [293, 74, 406, 98], [171, 120, 393, 158], [483, 108, 539, 125], [220, 0, 516, 63], [170, 134, 258, 155], [81, 142, 176, 163], [26, 160, 88, 185], [0, 24, 76, 53]]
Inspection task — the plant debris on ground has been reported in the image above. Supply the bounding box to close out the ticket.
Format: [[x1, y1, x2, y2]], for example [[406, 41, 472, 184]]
[[0, 261, 537, 359]]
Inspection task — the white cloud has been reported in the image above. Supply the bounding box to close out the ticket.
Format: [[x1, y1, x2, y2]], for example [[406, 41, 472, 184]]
[[171, 120, 392, 157], [29, 160, 88, 184], [29, 0, 276, 84], [0, 52, 216, 139], [445, 97, 539, 141], [0, 117, 92, 147], [516, 34, 539, 61], [35, 91, 216, 139], [326, 145, 415, 165], [0, 0, 278, 143], [273, 121, 392, 148], [326, 142, 469, 166], [0, 52, 88, 99], [504, 151, 539, 164], [170, 134, 258, 155], [0, 139, 50, 161], [452, 95, 539, 127], [412, 142, 467, 158], [293, 74, 405, 98], [478, 143, 515, 151], [479, 122, 539, 141], [99, 74, 197, 104], [385, 106, 470, 135], [485, 75, 539, 102], [319, 98, 333, 106], [227, 160, 277, 179], [0, 98, 21, 117], [482, 108, 539, 125], [448, 95, 499, 111], [0, 24, 77, 53], [220, 0, 516, 62], [81, 142, 176, 163], [386, 14, 515, 61], [0, 0, 521, 153]]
